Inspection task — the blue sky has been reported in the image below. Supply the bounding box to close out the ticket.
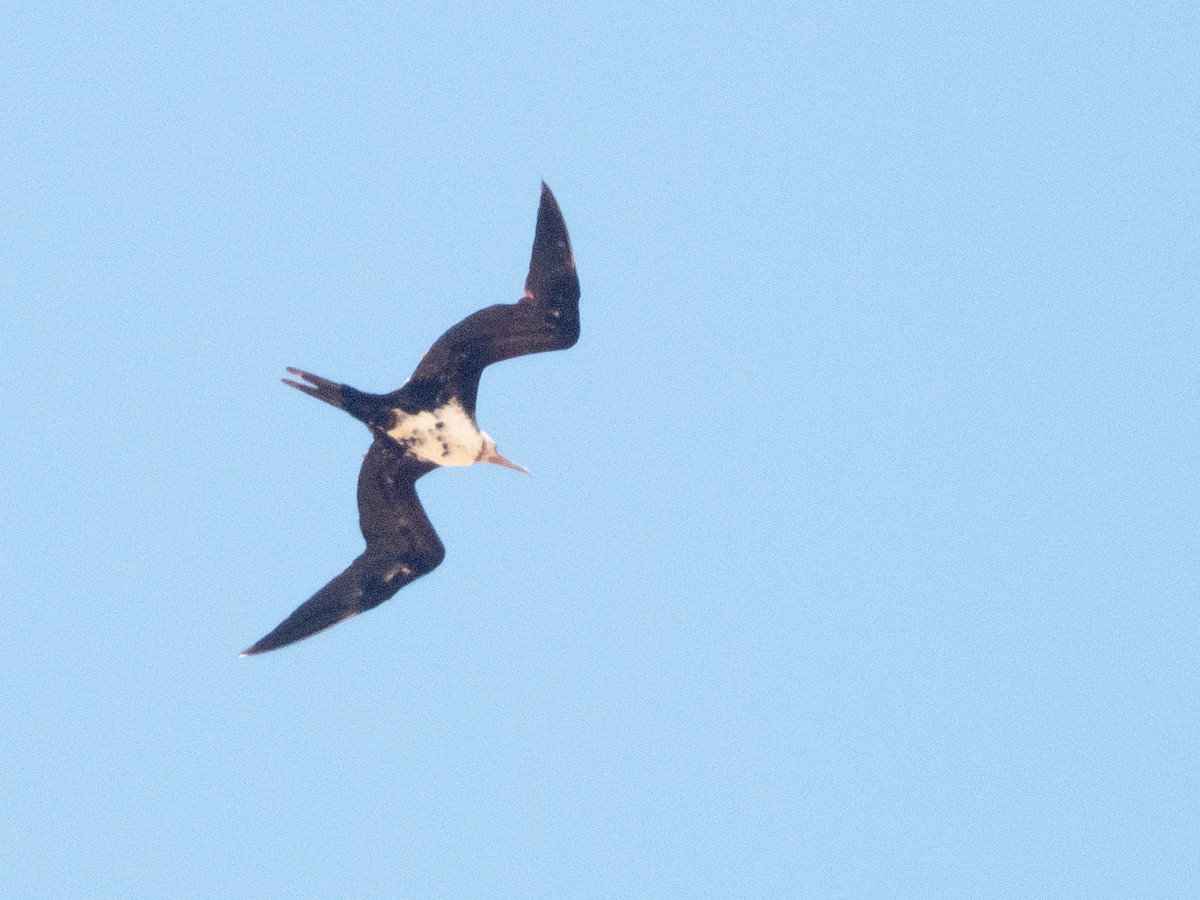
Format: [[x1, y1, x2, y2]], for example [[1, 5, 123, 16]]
[[2, 2, 1196, 897]]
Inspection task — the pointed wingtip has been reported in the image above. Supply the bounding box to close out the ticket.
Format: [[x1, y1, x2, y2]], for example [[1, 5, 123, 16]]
[[238, 638, 274, 659], [522, 180, 578, 317], [240, 638, 274, 657]]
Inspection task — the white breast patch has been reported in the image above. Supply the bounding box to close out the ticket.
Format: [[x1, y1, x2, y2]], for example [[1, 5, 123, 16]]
[[386, 399, 484, 467]]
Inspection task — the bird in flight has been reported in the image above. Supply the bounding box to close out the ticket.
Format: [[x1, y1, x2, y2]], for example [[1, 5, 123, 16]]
[[242, 183, 580, 656]]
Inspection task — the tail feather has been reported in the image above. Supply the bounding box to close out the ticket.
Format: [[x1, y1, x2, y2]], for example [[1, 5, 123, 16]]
[[283, 367, 346, 409], [283, 367, 381, 425]]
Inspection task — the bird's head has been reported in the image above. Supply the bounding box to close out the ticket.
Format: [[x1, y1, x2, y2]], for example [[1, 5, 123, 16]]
[[476, 433, 529, 474]]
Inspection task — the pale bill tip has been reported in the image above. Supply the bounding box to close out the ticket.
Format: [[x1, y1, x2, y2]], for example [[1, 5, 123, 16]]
[[485, 451, 530, 475]]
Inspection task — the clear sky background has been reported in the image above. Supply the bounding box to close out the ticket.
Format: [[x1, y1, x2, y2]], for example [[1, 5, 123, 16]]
[[2, 3, 1196, 897]]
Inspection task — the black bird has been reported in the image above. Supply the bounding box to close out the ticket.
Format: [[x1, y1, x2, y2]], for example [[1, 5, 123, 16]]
[[242, 183, 579, 656]]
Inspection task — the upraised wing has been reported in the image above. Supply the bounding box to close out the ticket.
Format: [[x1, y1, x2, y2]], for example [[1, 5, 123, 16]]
[[400, 182, 580, 414], [241, 437, 445, 656]]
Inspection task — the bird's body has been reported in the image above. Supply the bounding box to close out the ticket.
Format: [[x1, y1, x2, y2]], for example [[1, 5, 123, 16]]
[[242, 183, 579, 656], [384, 398, 492, 468]]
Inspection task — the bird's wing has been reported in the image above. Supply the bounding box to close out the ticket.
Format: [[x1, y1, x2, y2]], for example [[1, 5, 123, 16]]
[[401, 182, 580, 414], [241, 438, 445, 656]]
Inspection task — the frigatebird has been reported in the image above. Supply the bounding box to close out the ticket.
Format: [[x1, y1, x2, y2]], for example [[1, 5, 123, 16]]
[[242, 183, 579, 656]]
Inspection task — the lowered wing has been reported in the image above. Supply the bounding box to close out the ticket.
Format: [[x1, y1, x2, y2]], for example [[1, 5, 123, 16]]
[[242, 438, 445, 656]]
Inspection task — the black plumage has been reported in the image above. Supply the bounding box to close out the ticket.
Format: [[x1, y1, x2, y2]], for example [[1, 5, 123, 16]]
[[242, 184, 579, 656]]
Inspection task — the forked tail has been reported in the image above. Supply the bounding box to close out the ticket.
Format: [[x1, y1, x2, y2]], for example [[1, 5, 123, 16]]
[[283, 367, 379, 424], [282, 367, 348, 409]]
